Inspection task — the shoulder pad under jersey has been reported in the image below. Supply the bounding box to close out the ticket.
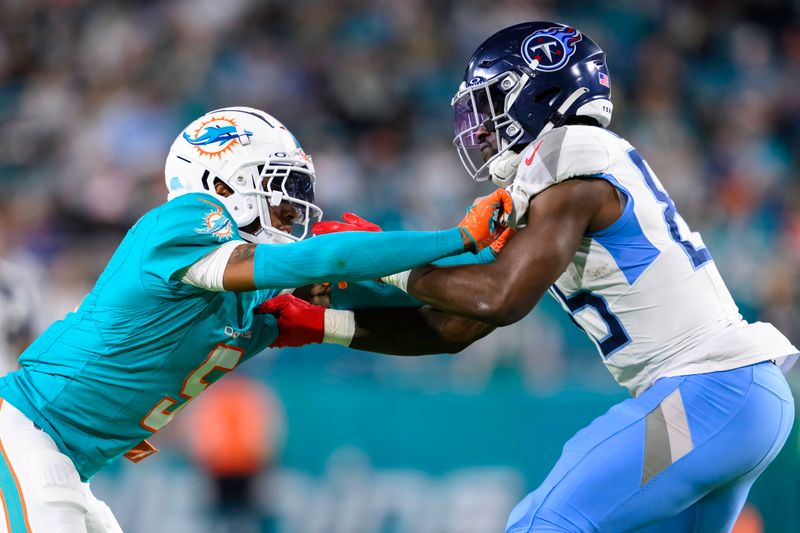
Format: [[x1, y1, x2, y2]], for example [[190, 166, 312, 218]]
[[141, 193, 242, 294], [507, 126, 612, 227]]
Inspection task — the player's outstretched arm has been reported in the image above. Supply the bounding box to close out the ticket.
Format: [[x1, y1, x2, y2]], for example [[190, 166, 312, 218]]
[[222, 191, 512, 291], [404, 178, 622, 326], [222, 229, 467, 291], [257, 294, 494, 354]]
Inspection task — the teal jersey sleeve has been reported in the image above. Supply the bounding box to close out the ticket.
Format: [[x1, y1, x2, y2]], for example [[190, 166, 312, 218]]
[[141, 193, 241, 296], [331, 281, 422, 310], [253, 228, 465, 289], [432, 246, 496, 267], [331, 247, 496, 310]]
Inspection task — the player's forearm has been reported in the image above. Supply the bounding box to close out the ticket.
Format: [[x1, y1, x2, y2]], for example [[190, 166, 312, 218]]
[[330, 248, 496, 311], [349, 307, 495, 355], [405, 263, 512, 324], [432, 246, 496, 267], [256, 228, 468, 288], [405, 261, 549, 326], [331, 280, 422, 310], [405, 195, 585, 326], [224, 229, 470, 291]]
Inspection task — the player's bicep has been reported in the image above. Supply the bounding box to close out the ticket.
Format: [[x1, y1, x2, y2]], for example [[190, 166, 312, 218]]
[[222, 243, 258, 291], [181, 240, 248, 291], [489, 178, 616, 321]]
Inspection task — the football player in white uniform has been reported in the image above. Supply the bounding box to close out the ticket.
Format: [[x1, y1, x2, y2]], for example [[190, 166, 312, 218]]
[[265, 22, 798, 532]]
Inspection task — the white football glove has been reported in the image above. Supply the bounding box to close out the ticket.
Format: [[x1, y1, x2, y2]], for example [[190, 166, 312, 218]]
[[489, 150, 522, 187]]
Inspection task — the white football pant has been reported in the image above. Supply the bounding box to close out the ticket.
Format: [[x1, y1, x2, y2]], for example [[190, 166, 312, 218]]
[[0, 399, 123, 533]]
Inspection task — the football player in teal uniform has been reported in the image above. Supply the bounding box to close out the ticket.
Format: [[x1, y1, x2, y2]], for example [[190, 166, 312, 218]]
[[0, 106, 509, 532]]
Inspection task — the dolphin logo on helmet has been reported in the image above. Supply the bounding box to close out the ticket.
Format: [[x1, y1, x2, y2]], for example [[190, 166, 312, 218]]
[[183, 125, 253, 147], [181, 115, 253, 159], [165, 107, 323, 244]]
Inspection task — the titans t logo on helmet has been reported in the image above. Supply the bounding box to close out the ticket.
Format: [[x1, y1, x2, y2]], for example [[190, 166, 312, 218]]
[[521, 26, 583, 72]]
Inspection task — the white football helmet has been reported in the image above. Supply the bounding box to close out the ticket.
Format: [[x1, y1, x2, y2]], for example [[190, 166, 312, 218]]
[[165, 106, 322, 243]]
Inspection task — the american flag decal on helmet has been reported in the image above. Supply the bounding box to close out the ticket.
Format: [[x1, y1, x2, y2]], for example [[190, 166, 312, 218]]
[[599, 72, 610, 87]]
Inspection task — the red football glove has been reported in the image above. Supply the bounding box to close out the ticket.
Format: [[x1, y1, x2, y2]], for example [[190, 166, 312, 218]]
[[311, 213, 383, 289], [311, 213, 382, 235], [255, 294, 325, 348]]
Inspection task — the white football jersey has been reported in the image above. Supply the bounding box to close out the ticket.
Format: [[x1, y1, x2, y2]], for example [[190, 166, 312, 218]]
[[508, 125, 797, 395]]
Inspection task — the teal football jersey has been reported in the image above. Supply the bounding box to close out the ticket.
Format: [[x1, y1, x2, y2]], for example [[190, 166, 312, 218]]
[[0, 193, 280, 480]]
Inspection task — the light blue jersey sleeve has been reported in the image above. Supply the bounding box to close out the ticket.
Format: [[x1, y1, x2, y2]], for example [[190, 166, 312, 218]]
[[140, 193, 242, 298], [331, 246, 496, 310]]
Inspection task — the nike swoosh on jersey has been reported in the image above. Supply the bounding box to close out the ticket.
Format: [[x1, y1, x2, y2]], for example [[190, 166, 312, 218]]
[[525, 139, 545, 166]]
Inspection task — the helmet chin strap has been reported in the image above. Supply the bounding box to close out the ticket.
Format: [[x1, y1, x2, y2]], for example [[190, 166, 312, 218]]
[[539, 87, 590, 136], [490, 150, 523, 187], [488, 59, 538, 187], [239, 226, 295, 244], [489, 87, 590, 188]]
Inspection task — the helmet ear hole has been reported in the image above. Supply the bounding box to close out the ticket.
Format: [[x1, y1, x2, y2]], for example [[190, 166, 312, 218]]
[[212, 178, 234, 197]]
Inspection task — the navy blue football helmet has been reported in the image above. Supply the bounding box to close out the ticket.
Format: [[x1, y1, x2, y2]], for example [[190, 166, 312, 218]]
[[452, 22, 613, 183]]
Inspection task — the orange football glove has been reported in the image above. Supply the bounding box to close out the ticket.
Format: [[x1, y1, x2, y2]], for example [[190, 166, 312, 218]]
[[490, 226, 517, 255], [458, 189, 514, 251]]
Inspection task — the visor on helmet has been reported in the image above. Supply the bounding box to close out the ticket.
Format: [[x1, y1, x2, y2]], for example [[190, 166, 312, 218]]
[[256, 157, 322, 241], [260, 168, 321, 240], [221, 153, 323, 243], [452, 74, 525, 182]]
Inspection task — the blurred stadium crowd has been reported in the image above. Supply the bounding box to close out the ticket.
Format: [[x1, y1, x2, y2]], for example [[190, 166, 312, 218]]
[[2, 1, 800, 531], [2, 0, 800, 353], [2, 0, 800, 341]]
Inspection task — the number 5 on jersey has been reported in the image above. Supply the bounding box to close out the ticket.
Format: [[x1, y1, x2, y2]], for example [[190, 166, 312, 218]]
[[550, 286, 631, 358], [140, 343, 243, 432]]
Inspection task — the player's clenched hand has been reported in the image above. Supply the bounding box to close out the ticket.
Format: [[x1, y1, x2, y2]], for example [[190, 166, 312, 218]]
[[458, 189, 514, 252], [490, 226, 516, 255], [293, 283, 332, 307], [255, 294, 325, 347], [308, 283, 332, 307], [312, 213, 382, 235]]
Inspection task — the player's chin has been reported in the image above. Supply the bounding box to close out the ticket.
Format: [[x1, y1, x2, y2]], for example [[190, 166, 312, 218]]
[[480, 144, 497, 162]]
